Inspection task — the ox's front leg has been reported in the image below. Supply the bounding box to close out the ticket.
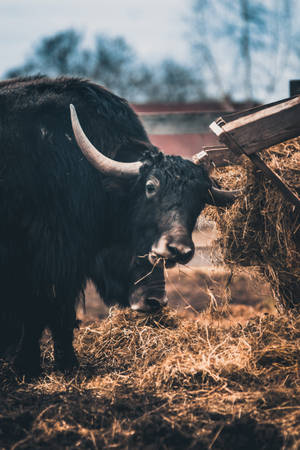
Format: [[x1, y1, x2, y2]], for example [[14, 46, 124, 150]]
[[48, 301, 79, 372], [14, 315, 44, 377]]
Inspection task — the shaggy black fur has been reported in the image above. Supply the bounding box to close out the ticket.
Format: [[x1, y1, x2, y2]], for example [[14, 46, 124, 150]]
[[0, 76, 216, 375]]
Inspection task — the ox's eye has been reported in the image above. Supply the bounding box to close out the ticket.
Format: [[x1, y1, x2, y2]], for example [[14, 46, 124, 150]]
[[145, 179, 159, 198]]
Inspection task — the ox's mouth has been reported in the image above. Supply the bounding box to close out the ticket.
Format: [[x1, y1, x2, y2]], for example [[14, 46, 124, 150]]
[[129, 255, 168, 313], [148, 247, 194, 268], [148, 233, 195, 268], [148, 252, 177, 268], [129, 277, 167, 313]]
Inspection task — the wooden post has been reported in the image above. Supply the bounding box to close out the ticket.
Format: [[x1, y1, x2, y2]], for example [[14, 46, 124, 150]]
[[289, 80, 300, 97]]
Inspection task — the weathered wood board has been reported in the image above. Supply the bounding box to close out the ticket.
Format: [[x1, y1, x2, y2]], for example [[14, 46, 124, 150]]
[[209, 96, 300, 209], [192, 145, 241, 167], [210, 95, 300, 155], [202, 145, 241, 166]]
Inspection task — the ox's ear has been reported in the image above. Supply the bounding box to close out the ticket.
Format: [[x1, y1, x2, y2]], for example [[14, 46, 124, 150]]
[[192, 151, 241, 206], [206, 185, 241, 207]]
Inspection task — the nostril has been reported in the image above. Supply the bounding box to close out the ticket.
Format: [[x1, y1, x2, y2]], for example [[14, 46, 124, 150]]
[[182, 247, 194, 259], [167, 243, 194, 261], [167, 243, 180, 257]]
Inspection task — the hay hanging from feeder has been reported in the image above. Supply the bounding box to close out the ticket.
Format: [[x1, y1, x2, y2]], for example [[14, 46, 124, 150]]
[[206, 138, 300, 312]]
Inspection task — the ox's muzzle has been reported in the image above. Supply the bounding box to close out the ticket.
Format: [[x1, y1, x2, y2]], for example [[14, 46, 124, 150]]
[[129, 260, 168, 313], [149, 231, 195, 268], [130, 289, 168, 313]]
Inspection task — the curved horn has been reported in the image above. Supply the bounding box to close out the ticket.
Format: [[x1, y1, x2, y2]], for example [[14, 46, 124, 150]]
[[207, 187, 241, 207], [70, 104, 142, 178]]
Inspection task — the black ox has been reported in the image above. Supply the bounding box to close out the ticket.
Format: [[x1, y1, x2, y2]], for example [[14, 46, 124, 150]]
[[0, 76, 237, 375]]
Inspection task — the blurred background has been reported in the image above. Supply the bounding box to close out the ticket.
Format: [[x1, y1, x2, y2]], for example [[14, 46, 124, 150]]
[[1, 0, 299, 105]]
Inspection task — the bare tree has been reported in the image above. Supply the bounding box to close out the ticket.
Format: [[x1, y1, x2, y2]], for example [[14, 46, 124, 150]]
[[4, 29, 204, 103], [6, 30, 84, 78], [140, 59, 205, 102], [188, 0, 295, 100]]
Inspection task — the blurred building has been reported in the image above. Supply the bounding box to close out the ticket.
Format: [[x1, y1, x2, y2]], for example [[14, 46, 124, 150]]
[[133, 100, 258, 157]]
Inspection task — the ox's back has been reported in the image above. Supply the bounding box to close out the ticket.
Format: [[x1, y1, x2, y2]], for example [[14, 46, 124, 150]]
[[0, 76, 149, 245], [0, 76, 149, 161], [0, 75, 149, 317]]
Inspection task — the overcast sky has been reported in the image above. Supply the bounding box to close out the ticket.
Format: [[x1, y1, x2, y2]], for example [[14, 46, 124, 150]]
[[0, 0, 191, 77], [1, 1, 299, 101]]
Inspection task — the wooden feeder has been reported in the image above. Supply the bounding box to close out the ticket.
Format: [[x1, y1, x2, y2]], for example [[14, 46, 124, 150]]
[[194, 95, 300, 210]]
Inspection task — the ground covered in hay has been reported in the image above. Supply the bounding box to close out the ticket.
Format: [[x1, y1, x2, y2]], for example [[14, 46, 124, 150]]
[[1, 307, 299, 449]]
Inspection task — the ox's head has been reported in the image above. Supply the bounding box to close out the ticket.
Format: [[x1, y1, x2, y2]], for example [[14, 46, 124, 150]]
[[70, 105, 239, 313]]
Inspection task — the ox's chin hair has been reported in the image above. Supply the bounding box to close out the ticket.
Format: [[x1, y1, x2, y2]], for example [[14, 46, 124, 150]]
[[90, 248, 131, 308], [90, 247, 167, 309]]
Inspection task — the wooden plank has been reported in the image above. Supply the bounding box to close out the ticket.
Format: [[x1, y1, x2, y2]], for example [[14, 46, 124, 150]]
[[290, 80, 300, 96], [139, 111, 223, 135], [210, 95, 300, 155], [217, 96, 291, 123], [193, 145, 241, 167], [209, 121, 224, 137], [203, 146, 241, 166], [222, 96, 300, 130]]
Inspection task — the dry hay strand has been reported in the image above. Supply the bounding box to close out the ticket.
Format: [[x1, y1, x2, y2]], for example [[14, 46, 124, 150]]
[[1, 307, 300, 449], [205, 138, 300, 312]]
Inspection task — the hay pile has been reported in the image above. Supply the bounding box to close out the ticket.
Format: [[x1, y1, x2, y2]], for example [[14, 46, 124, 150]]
[[1, 307, 299, 449], [206, 138, 300, 311]]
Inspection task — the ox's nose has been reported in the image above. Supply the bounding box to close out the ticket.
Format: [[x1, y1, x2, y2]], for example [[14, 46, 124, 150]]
[[167, 243, 194, 264], [150, 234, 195, 266]]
